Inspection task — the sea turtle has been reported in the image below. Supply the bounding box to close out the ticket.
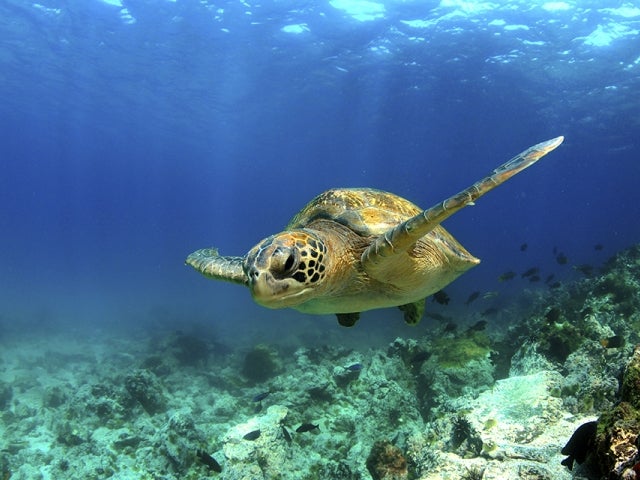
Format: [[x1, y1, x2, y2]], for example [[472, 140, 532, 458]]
[[187, 136, 563, 327]]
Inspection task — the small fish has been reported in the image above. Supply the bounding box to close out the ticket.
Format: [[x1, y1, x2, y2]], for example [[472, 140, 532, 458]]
[[600, 335, 624, 349], [464, 291, 480, 306], [561, 421, 597, 471], [549, 281, 562, 289], [425, 312, 452, 322], [482, 291, 499, 299], [252, 391, 270, 402], [281, 426, 292, 443], [443, 322, 458, 333], [594, 244, 604, 251], [196, 449, 222, 473], [521, 267, 539, 278], [481, 307, 498, 317], [545, 307, 561, 324], [556, 252, 568, 265], [344, 363, 363, 372], [529, 275, 541, 282], [498, 271, 516, 282], [467, 320, 487, 332], [520, 243, 528, 251], [243, 430, 261, 441], [573, 264, 594, 276], [295, 423, 319, 433], [544, 274, 555, 284], [432, 290, 450, 305]]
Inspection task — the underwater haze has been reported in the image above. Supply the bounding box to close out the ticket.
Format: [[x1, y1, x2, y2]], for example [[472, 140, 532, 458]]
[[1, 0, 639, 337], [1, 0, 640, 479]]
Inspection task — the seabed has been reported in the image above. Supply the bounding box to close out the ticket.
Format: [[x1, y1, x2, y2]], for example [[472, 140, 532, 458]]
[[1, 246, 640, 480]]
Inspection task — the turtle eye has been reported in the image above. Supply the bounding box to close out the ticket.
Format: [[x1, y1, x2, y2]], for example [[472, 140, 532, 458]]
[[271, 248, 298, 278], [283, 254, 295, 272]]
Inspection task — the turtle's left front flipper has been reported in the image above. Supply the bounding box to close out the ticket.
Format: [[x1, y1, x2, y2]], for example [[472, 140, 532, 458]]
[[186, 248, 248, 286], [362, 136, 564, 270]]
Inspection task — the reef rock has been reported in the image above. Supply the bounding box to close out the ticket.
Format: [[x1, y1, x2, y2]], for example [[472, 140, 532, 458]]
[[366, 440, 408, 480], [222, 404, 291, 480], [594, 344, 640, 479]]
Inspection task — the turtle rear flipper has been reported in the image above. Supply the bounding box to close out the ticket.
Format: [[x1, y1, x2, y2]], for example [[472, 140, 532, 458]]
[[362, 136, 564, 274], [398, 299, 425, 325], [336, 312, 360, 327], [186, 248, 248, 285]]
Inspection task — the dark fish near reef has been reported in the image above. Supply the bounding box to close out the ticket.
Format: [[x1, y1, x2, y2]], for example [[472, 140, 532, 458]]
[[410, 350, 432, 365], [573, 264, 594, 276], [296, 423, 319, 433], [432, 290, 450, 305], [549, 281, 562, 289], [545, 274, 555, 284], [520, 243, 528, 251], [521, 267, 539, 278], [252, 391, 270, 402], [529, 275, 540, 282], [464, 291, 480, 305], [344, 363, 363, 372], [600, 335, 624, 349], [197, 449, 222, 473], [545, 307, 561, 324], [425, 312, 452, 322], [243, 430, 261, 441], [281, 426, 292, 443], [594, 244, 603, 251], [556, 252, 568, 265], [481, 307, 498, 317], [498, 271, 516, 282], [561, 421, 597, 471], [467, 320, 487, 332], [443, 322, 458, 333]]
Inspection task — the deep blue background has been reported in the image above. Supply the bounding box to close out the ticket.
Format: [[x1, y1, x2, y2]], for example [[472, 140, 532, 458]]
[[1, 0, 638, 344]]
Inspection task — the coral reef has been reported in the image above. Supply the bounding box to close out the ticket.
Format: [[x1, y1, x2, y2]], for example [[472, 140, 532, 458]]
[[1, 244, 639, 479], [124, 369, 167, 415], [594, 345, 640, 479], [222, 405, 291, 479], [366, 440, 408, 480], [242, 344, 283, 384], [0, 382, 12, 410]]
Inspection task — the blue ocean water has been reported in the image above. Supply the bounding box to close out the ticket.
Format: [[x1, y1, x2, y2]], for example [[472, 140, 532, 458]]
[[1, 0, 639, 342]]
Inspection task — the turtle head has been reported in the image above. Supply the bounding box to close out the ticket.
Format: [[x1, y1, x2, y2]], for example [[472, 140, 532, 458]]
[[243, 230, 328, 308]]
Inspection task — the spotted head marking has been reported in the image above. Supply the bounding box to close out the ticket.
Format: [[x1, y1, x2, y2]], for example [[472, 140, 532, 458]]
[[243, 230, 328, 308]]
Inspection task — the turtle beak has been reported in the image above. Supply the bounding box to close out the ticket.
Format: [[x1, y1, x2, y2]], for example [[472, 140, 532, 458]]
[[248, 269, 291, 307], [245, 258, 311, 309], [243, 245, 292, 307]]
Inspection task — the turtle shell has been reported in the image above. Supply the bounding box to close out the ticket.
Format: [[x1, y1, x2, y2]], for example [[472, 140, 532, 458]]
[[286, 188, 422, 237]]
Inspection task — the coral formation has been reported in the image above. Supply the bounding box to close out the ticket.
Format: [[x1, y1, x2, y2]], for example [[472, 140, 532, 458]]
[[594, 345, 640, 479], [124, 369, 167, 415], [366, 440, 408, 480], [242, 344, 282, 383], [432, 331, 491, 368], [0, 382, 12, 409], [223, 405, 291, 480]]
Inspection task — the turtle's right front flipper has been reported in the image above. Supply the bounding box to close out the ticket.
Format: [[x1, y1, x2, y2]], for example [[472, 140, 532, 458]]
[[186, 248, 248, 286]]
